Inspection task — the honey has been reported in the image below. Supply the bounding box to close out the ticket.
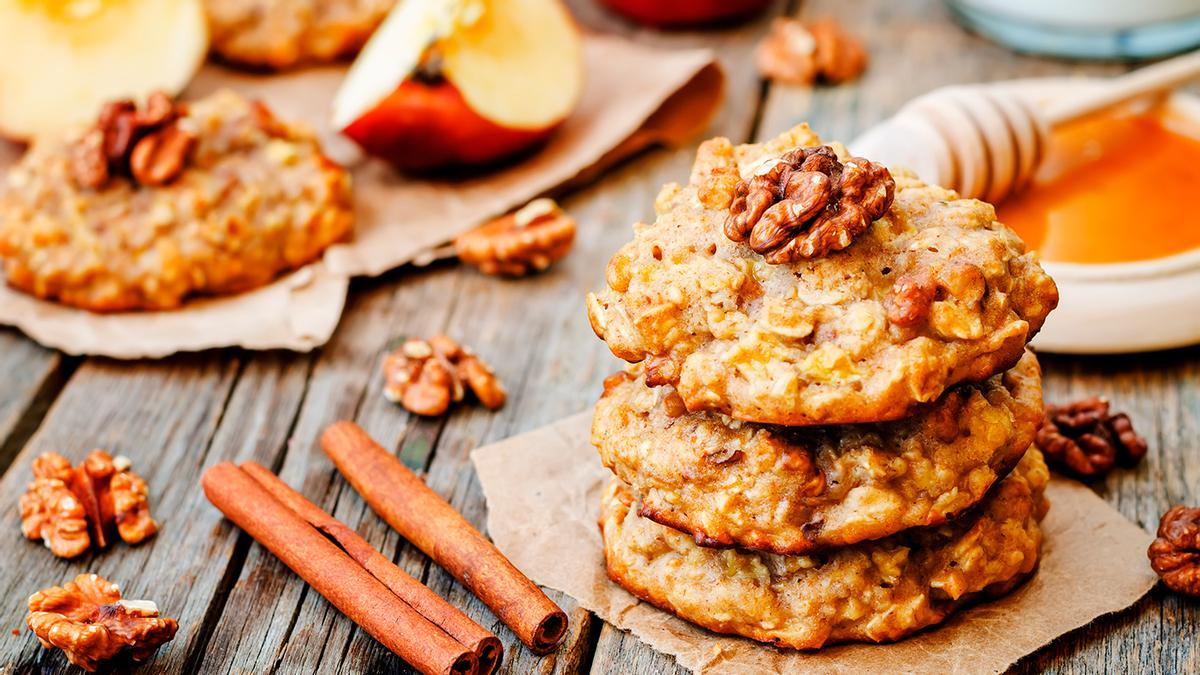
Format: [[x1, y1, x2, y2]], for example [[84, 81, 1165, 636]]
[[997, 107, 1200, 264]]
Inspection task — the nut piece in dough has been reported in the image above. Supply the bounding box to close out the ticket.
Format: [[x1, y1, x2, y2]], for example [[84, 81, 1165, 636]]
[[26, 573, 178, 672]]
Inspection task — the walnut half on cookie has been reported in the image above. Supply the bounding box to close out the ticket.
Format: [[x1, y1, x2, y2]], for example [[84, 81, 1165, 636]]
[[27, 574, 178, 672]]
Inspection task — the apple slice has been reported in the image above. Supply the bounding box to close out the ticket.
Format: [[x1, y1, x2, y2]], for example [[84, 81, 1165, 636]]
[[0, 0, 208, 141], [333, 0, 583, 171], [600, 0, 771, 27]]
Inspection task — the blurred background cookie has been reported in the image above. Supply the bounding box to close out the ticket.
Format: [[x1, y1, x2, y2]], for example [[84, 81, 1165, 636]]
[[0, 90, 352, 312], [205, 0, 395, 69]]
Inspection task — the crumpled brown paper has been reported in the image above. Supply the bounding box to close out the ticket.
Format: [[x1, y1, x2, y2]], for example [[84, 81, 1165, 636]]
[[472, 412, 1159, 674], [0, 35, 722, 358], [0, 264, 346, 359]]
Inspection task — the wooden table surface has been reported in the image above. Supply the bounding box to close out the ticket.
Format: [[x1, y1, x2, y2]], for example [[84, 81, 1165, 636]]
[[1, 1, 1197, 673]]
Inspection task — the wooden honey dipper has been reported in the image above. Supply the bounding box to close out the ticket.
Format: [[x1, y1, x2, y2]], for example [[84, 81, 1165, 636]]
[[850, 49, 1200, 204]]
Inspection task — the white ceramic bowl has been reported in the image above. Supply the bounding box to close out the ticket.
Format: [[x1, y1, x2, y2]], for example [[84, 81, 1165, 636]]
[[854, 78, 1200, 354]]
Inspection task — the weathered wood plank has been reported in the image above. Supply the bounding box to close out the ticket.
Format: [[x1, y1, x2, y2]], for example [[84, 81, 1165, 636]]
[[0, 329, 67, 472], [590, 626, 679, 675], [0, 354, 242, 671]]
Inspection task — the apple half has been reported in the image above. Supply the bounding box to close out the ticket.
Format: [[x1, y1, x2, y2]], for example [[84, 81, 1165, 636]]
[[0, 0, 208, 140], [600, 0, 771, 27], [332, 0, 583, 172]]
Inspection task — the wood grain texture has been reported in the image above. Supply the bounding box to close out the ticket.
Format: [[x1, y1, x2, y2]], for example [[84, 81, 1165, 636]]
[[0, 329, 66, 472], [0, 0, 1196, 673], [0, 355, 242, 672]]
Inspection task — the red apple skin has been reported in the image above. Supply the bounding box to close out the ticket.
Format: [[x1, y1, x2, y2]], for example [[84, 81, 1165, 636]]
[[599, 0, 771, 26], [341, 79, 558, 172]]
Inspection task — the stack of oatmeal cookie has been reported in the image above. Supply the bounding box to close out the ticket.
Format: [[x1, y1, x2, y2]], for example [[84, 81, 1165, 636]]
[[585, 125, 1060, 649]]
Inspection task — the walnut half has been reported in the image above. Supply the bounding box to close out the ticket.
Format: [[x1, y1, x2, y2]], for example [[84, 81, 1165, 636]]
[[725, 145, 894, 263], [1148, 505, 1200, 597], [455, 198, 576, 276], [1034, 398, 1148, 480], [382, 335, 506, 416], [18, 451, 158, 558], [27, 574, 178, 672], [71, 91, 194, 190], [755, 18, 868, 86]]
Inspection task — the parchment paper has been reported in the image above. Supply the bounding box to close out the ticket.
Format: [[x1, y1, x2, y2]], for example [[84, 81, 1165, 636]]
[[0, 264, 346, 359], [0, 35, 722, 357], [472, 412, 1160, 675]]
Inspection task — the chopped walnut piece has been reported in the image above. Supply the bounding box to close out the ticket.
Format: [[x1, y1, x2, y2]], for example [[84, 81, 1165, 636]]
[[20, 479, 91, 558], [71, 91, 193, 189], [1148, 505, 1200, 597], [725, 145, 894, 263], [110, 470, 158, 545], [755, 17, 868, 86], [1034, 398, 1149, 480], [885, 272, 939, 327], [382, 335, 506, 416], [32, 452, 75, 483], [26, 574, 178, 672], [17, 451, 157, 558], [455, 198, 577, 276]]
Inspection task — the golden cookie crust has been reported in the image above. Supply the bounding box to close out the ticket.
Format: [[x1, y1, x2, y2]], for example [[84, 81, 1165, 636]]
[[0, 89, 353, 312], [600, 448, 1049, 650], [593, 351, 1043, 554], [586, 125, 1058, 426], [205, 0, 395, 69]]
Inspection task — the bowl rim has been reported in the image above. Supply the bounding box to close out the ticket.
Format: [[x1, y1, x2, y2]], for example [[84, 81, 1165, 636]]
[[991, 77, 1200, 282]]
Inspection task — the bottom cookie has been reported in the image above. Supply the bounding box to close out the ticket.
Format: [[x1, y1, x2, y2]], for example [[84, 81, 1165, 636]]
[[600, 448, 1049, 650]]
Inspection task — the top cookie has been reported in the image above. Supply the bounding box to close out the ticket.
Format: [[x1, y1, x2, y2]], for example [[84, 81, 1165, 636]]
[[587, 125, 1058, 426], [205, 0, 395, 69]]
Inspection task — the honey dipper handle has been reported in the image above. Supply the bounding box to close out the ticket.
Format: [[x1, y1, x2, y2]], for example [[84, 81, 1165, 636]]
[[1044, 49, 1200, 127]]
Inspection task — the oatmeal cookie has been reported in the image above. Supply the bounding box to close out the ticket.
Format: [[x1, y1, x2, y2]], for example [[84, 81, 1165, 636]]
[[205, 0, 395, 69], [600, 448, 1049, 650], [0, 90, 353, 312], [586, 125, 1058, 426], [594, 351, 1043, 554]]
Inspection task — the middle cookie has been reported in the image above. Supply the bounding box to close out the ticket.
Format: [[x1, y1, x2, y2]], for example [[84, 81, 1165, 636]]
[[593, 351, 1042, 555]]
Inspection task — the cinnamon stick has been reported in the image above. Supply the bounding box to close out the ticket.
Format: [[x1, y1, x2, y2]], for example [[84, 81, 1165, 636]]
[[239, 461, 503, 675], [321, 421, 568, 653], [201, 462, 476, 675]]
